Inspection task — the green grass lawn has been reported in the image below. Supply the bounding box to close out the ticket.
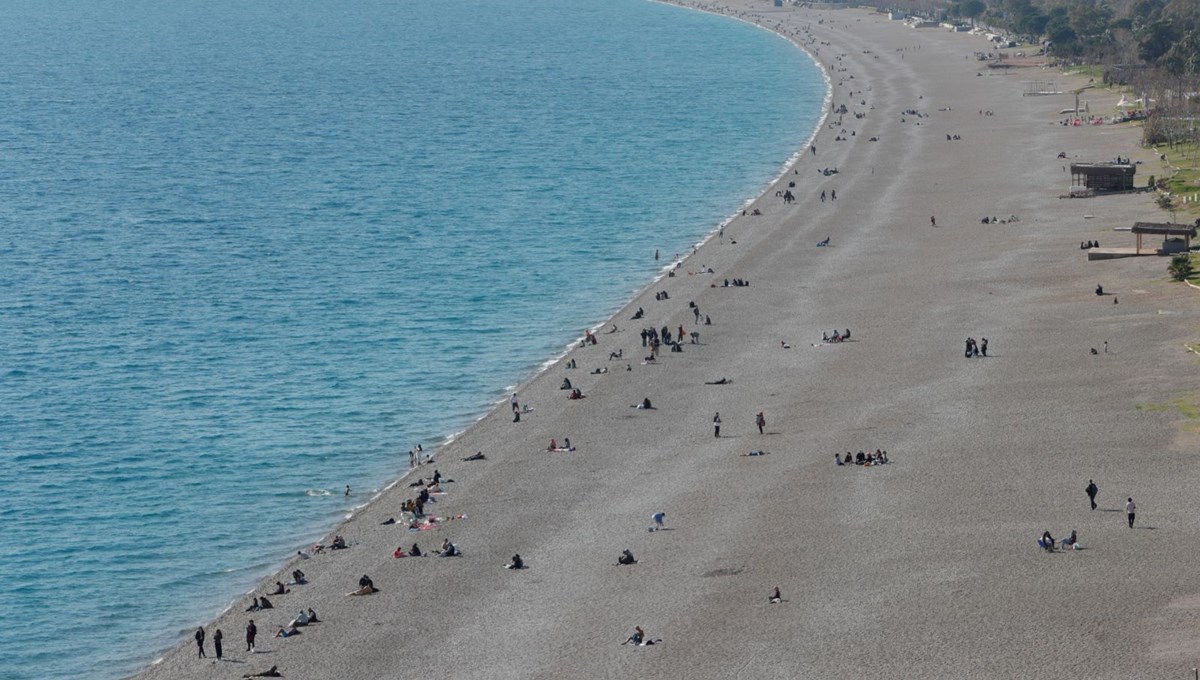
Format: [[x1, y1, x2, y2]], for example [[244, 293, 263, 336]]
[[1159, 141, 1200, 217]]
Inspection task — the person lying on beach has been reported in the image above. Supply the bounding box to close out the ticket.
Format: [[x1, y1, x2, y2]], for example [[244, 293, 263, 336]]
[[705, 378, 731, 384], [348, 584, 378, 596], [743, 450, 769, 457], [506, 554, 525, 570], [274, 626, 301, 638], [816, 237, 830, 247], [769, 587, 782, 604], [617, 549, 637, 566], [243, 666, 282, 678], [462, 452, 486, 461], [258, 596, 274, 610], [270, 581, 289, 595], [590, 367, 607, 374]]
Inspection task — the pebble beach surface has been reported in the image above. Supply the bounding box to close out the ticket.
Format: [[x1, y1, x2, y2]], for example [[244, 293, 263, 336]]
[[137, 4, 1200, 679]]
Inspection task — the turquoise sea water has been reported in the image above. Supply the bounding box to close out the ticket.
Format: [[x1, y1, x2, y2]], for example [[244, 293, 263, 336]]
[[0, 1, 823, 677]]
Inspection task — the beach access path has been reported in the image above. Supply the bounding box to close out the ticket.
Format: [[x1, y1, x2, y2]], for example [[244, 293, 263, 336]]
[[137, 4, 1200, 679]]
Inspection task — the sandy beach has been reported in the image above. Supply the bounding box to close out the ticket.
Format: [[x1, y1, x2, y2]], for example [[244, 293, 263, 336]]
[[135, 3, 1200, 679]]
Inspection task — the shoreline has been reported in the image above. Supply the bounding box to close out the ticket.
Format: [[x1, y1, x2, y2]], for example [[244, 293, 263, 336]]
[[137, 3, 1200, 678], [132, 2, 832, 674]]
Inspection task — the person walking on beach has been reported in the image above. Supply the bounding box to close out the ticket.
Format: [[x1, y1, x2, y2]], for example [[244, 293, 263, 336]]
[[246, 620, 257, 652], [1086, 480, 1098, 510], [213, 628, 223, 660], [1126, 497, 1136, 528], [931, 215, 937, 227], [713, 412, 721, 438], [756, 411, 766, 434], [195, 627, 206, 658]]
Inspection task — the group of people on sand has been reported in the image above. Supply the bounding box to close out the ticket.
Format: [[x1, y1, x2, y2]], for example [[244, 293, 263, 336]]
[[964, 337, 988, 357], [1038, 529, 1079, 552], [548, 437, 575, 452], [722, 278, 749, 287], [822, 329, 851, 343], [1080, 240, 1100, 249], [836, 449, 890, 466]]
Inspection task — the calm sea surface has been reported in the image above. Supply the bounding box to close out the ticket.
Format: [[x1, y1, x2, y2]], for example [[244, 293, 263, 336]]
[[0, 1, 823, 677]]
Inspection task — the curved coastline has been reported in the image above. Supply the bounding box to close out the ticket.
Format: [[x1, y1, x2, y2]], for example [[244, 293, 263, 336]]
[[130, 3, 828, 676], [136, 2, 1193, 678]]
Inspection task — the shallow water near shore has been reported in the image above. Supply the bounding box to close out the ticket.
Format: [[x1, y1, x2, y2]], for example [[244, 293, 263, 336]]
[[0, 0, 822, 677]]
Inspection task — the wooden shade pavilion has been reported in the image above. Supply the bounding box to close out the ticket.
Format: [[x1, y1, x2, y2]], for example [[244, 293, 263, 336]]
[[1131, 222, 1196, 254]]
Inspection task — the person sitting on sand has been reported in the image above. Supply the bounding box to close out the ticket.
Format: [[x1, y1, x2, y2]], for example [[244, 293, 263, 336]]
[[243, 666, 282, 678], [330, 535, 347, 550], [306, 608, 319, 623], [506, 554, 525, 570], [246, 597, 260, 612], [1095, 285, 1104, 296], [258, 596, 274, 610], [769, 587, 782, 604], [548, 438, 557, 451], [835, 453, 844, 466], [1061, 530, 1079, 550], [560, 378, 572, 390], [623, 626, 645, 645], [410, 542, 423, 557], [617, 549, 637, 565], [635, 398, 653, 409], [393, 546, 408, 558], [289, 610, 310, 627], [270, 581, 288, 596], [358, 575, 374, 589], [855, 451, 866, 465], [290, 570, 306, 585], [438, 539, 461, 557], [1039, 531, 1056, 552]]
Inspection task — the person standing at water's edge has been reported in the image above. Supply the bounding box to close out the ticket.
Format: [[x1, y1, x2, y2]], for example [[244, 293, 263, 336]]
[[1126, 497, 1136, 528], [194, 627, 205, 658], [1086, 480, 1098, 510], [213, 628, 223, 660]]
